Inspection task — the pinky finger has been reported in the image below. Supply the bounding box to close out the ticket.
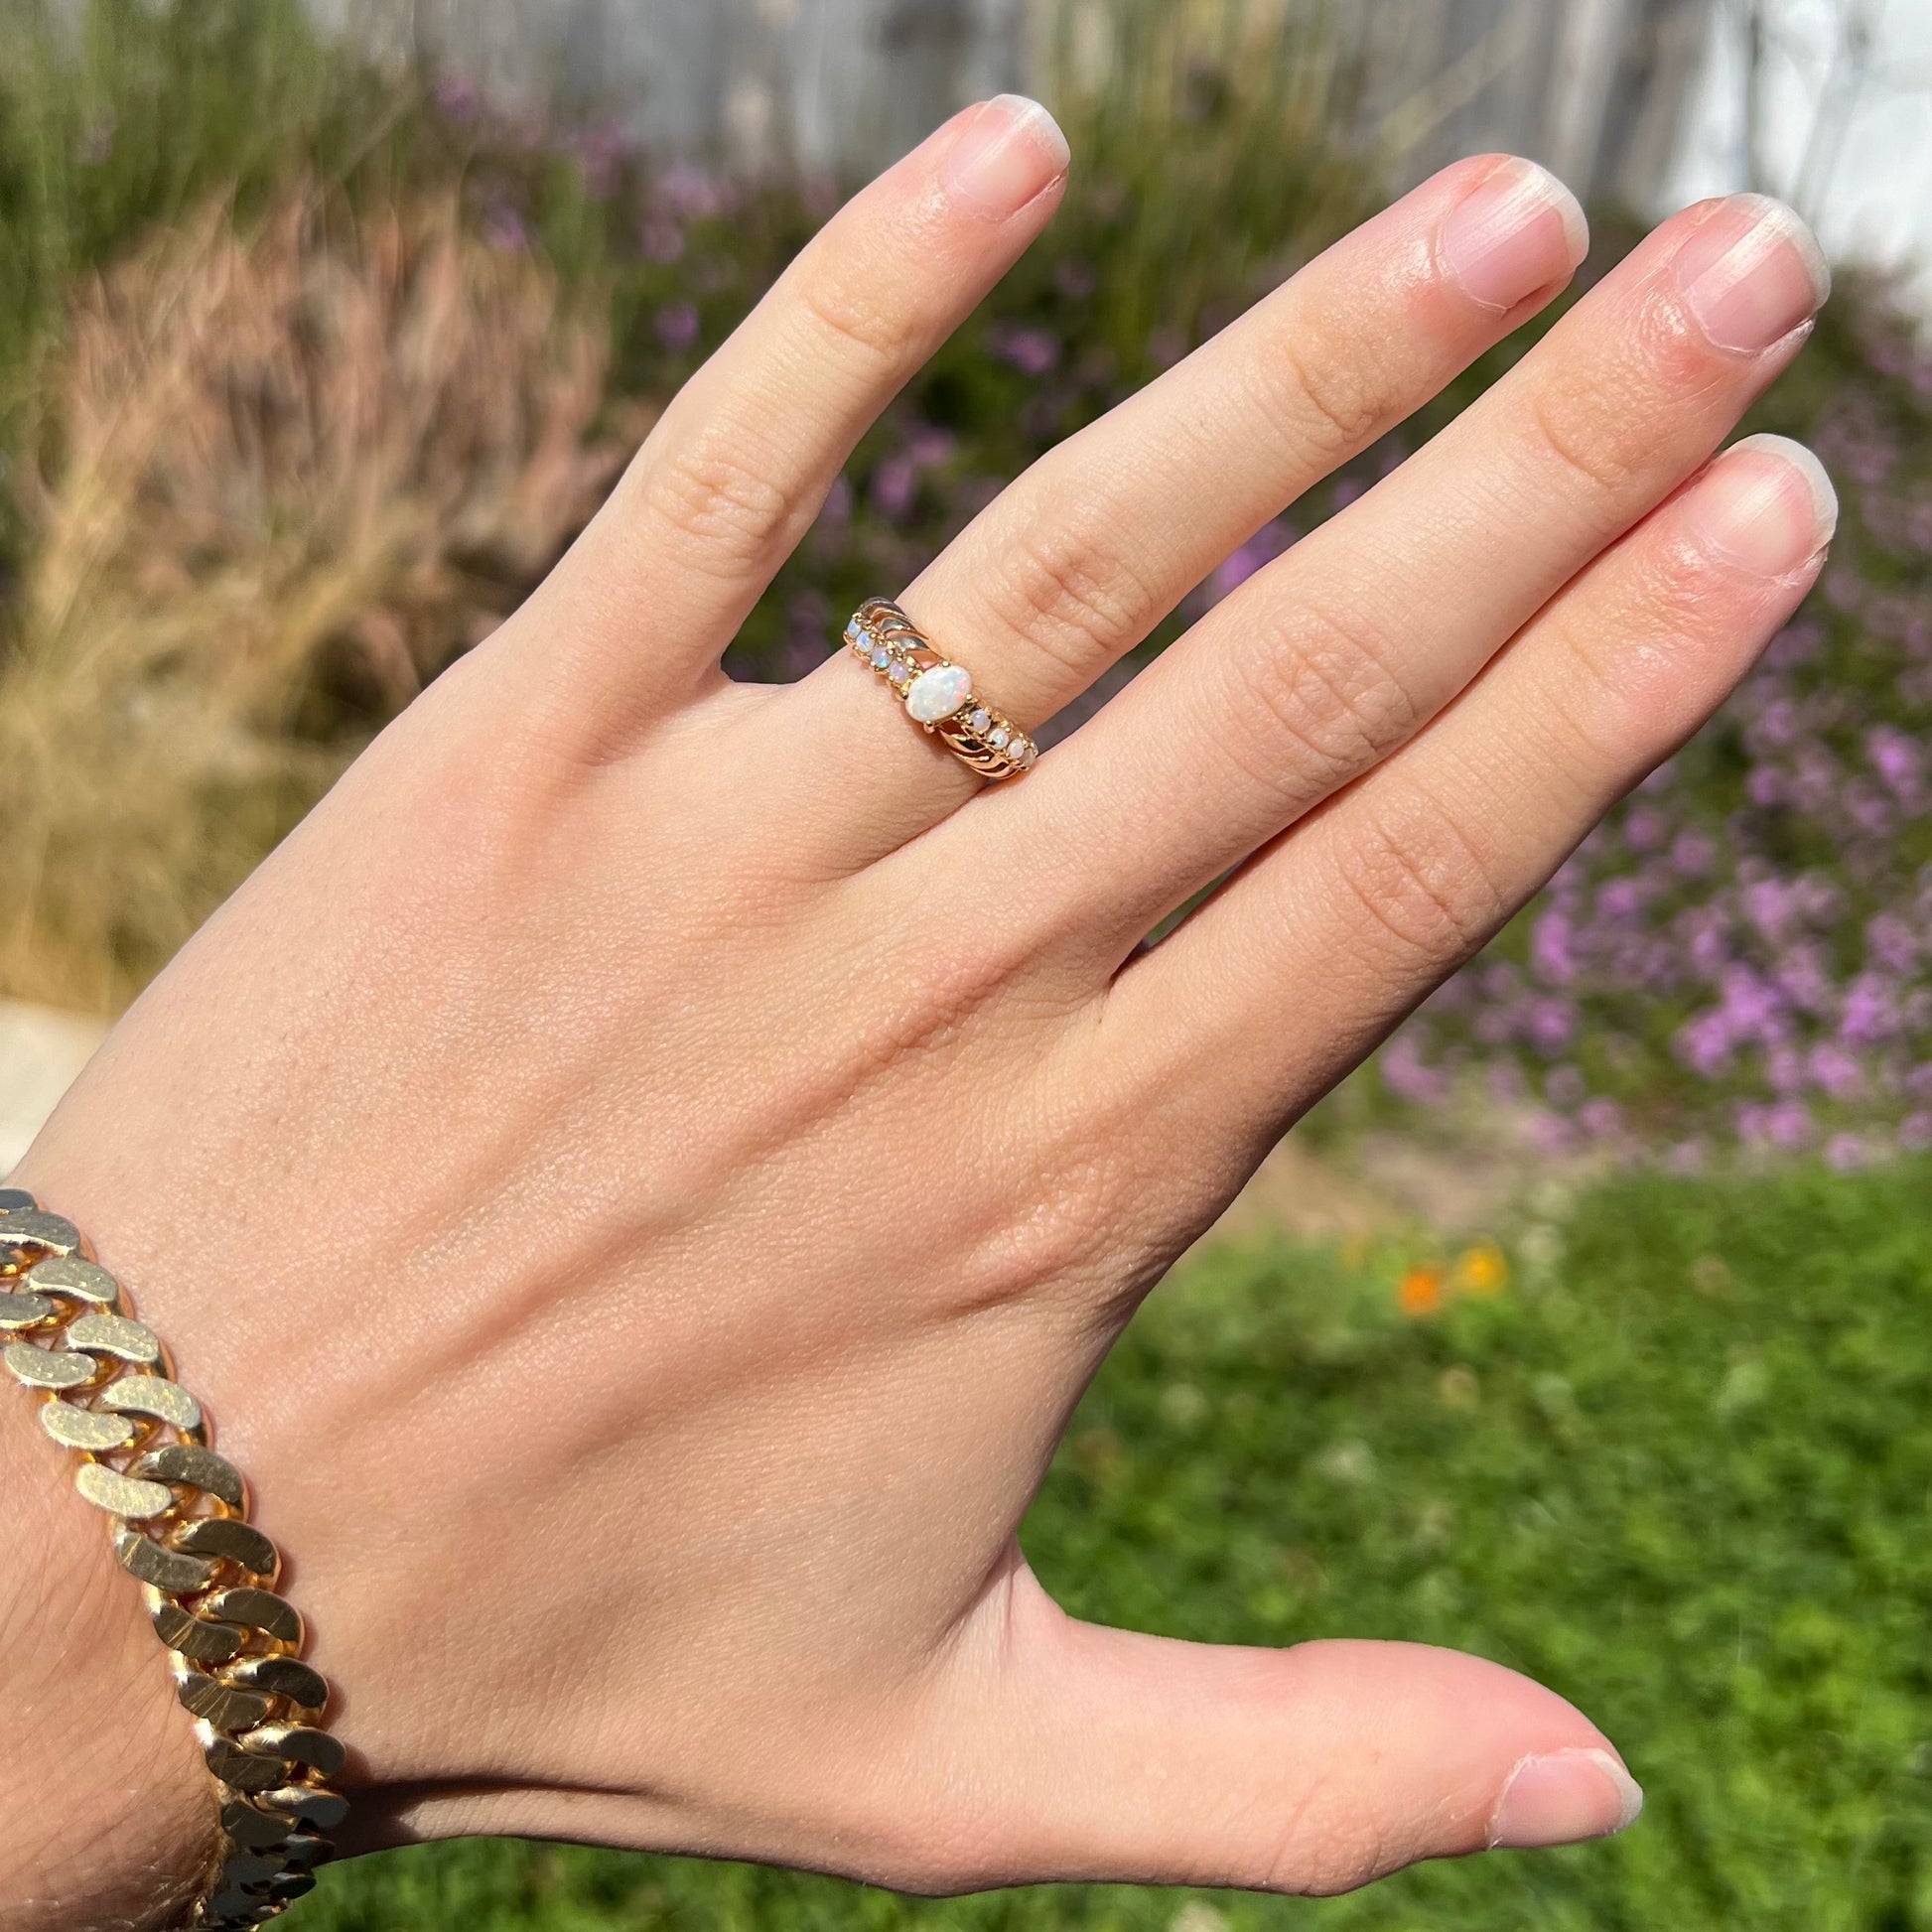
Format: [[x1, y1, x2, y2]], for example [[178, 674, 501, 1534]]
[[1108, 434, 1838, 1141]]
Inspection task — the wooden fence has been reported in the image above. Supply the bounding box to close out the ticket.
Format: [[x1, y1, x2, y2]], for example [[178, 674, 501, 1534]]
[[321, 0, 1716, 206]]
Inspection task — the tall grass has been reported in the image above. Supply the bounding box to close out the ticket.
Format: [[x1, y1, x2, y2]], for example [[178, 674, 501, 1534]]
[[0, 190, 634, 1008], [0, 0, 428, 576], [1035, 0, 1376, 360]]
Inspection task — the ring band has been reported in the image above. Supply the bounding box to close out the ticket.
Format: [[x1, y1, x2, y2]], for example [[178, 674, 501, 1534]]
[[844, 598, 1036, 780]]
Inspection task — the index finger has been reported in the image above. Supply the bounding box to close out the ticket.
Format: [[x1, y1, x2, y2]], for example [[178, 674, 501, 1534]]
[[509, 96, 1070, 729]]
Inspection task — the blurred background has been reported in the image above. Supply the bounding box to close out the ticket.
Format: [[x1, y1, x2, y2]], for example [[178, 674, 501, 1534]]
[[2, 1, 1930, 1925]]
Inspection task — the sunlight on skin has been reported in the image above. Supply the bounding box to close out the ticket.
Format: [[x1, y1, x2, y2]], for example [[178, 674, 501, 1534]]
[[2, 96, 1835, 1930]]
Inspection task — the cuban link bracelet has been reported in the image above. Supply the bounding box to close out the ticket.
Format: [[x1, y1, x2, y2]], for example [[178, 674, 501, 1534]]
[[0, 1189, 345, 1928]]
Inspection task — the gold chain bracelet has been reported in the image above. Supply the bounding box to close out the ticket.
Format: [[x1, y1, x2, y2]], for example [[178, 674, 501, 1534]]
[[0, 1190, 345, 1928]]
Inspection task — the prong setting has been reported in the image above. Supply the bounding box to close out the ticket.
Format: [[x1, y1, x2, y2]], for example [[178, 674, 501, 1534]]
[[845, 599, 1035, 777]]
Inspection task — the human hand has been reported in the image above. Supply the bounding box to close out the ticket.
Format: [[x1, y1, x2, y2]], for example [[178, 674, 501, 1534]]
[[6, 94, 1834, 1926]]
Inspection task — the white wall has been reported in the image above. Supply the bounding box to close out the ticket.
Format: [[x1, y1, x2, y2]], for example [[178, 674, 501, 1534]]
[[1669, 0, 1932, 300]]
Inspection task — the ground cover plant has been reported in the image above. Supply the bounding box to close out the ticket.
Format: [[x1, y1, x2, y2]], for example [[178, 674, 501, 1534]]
[[297, 1157, 1932, 1930]]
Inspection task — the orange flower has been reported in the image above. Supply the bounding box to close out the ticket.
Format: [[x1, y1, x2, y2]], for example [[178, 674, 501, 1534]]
[[1397, 1266, 1445, 1316]]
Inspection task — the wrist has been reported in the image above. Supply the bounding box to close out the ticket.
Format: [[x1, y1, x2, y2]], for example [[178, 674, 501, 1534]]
[[0, 1389, 215, 1931]]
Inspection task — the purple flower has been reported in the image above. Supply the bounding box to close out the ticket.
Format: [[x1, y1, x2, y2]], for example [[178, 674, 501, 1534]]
[[1527, 997, 1578, 1054], [870, 455, 918, 522], [1839, 973, 1898, 1045], [1380, 1035, 1449, 1105], [653, 162, 724, 222], [1546, 1064, 1587, 1109], [1865, 914, 1918, 975], [640, 218, 686, 264], [817, 475, 854, 528], [1738, 1099, 1815, 1150], [904, 424, 957, 470], [1669, 826, 1716, 881], [655, 302, 701, 352], [1208, 520, 1295, 603], [572, 123, 629, 201], [1808, 1041, 1864, 1099], [1487, 1062, 1527, 1104], [1868, 725, 1926, 804], [1676, 1011, 1735, 1078], [1826, 1132, 1872, 1172], [481, 207, 530, 253], [1624, 806, 1669, 851], [435, 73, 481, 122], [989, 323, 1062, 377], [1054, 257, 1097, 300], [1531, 908, 1578, 986]]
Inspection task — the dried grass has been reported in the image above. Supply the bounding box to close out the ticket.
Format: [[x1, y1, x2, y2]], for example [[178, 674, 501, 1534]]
[[0, 192, 639, 1011]]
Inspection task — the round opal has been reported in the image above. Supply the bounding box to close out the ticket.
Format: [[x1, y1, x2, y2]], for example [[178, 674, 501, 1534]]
[[905, 664, 972, 724], [869, 644, 891, 669], [988, 725, 1010, 750], [967, 707, 992, 735]]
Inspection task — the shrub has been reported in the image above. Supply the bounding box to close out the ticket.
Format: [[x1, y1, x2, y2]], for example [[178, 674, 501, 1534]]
[[0, 191, 632, 1007]]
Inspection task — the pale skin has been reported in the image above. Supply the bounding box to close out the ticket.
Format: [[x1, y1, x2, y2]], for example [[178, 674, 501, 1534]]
[[1, 96, 1839, 1930]]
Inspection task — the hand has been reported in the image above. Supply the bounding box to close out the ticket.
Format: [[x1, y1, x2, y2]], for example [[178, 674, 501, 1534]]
[[5, 97, 1833, 1926]]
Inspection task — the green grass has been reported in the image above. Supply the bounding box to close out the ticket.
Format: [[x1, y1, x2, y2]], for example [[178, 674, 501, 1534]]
[[303, 1160, 1932, 1930]]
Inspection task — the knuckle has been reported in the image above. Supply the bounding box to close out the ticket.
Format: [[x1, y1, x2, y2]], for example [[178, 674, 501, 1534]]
[[1261, 1809, 1407, 1897], [789, 255, 904, 369], [638, 428, 795, 574], [982, 517, 1156, 679], [1549, 527, 1763, 768], [1330, 788, 1510, 976], [1523, 371, 1645, 506], [948, 1124, 1136, 1318], [1219, 600, 1419, 801], [1271, 330, 1394, 460], [859, 1816, 1014, 1897], [1641, 523, 1763, 631]]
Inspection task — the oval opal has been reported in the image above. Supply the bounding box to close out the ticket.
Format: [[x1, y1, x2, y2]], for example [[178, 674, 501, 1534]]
[[905, 664, 972, 724]]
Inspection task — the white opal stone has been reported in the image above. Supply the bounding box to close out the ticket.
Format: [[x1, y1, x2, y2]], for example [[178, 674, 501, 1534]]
[[905, 664, 972, 724]]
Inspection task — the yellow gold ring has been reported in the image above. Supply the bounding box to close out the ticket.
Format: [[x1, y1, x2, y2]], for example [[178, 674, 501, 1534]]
[[845, 598, 1036, 780]]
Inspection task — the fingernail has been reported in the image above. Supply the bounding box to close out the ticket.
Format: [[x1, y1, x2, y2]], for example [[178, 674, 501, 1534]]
[[1697, 434, 1839, 575], [1489, 1748, 1644, 1851], [1440, 158, 1588, 313], [940, 95, 1070, 220], [1674, 194, 1831, 353]]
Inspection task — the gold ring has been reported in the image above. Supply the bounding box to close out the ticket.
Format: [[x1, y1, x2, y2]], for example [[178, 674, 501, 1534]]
[[845, 598, 1036, 780]]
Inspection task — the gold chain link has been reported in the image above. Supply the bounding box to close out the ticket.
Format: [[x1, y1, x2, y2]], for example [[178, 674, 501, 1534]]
[[0, 1190, 345, 1928]]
